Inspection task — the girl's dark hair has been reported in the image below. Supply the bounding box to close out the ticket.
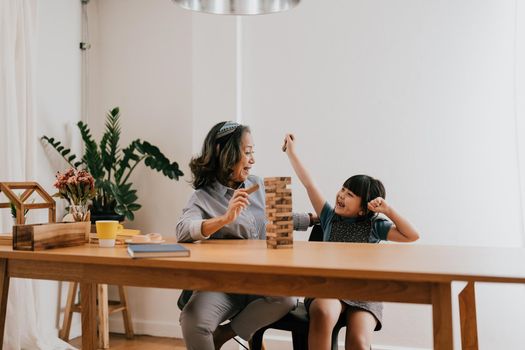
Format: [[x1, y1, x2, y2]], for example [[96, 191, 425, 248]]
[[189, 121, 251, 189], [342, 175, 386, 218]]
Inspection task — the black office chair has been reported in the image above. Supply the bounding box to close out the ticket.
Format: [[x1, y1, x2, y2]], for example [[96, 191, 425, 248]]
[[176, 225, 346, 350], [250, 224, 346, 350]]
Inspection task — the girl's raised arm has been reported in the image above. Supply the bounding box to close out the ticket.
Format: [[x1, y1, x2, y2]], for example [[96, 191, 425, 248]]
[[283, 134, 326, 216], [368, 197, 420, 242]]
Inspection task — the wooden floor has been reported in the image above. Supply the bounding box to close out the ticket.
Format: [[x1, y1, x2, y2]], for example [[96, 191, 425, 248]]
[[69, 333, 186, 349]]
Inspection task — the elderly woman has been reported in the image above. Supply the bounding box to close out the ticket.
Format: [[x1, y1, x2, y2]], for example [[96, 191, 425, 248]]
[[176, 121, 312, 350]]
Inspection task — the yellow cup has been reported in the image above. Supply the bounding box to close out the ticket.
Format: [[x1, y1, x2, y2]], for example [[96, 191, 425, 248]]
[[96, 221, 123, 247]]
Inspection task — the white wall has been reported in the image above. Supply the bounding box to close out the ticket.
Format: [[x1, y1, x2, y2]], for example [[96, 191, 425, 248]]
[[86, 0, 195, 341], [36, 0, 83, 339], [517, 0, 525, 246], [242, 1, 525, 348], [84, 0, 525, 349]]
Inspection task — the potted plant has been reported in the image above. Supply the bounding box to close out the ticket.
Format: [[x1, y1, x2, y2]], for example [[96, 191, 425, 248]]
[[41, 107, 184, 222]]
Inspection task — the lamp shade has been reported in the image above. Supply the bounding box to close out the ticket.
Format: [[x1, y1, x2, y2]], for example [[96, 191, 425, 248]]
[[172, 0, 300, 15]]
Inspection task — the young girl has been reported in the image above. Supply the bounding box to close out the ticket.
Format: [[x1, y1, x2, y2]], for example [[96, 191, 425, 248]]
[[283, 134, 420, 350]]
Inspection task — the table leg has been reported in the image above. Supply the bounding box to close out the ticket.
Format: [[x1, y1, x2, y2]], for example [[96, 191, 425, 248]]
[[459, 282, 478, 350], [97, 284, 109, 349], [0, 259, 9, 348], [80, 282, 98, 350], [432, 282, 454, 350]]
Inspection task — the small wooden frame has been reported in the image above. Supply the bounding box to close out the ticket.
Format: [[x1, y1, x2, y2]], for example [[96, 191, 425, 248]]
[[12, 221, 89, 251], [265, 177, 293, 249], [0, 182, 56, 225]]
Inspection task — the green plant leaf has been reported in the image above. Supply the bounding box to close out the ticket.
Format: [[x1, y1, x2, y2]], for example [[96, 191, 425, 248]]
[[41, 107, 184, 221], [101, 107, 121, 176], [40, 136, 80, 168], [137, 140, 183, 180], [77, 121, 104, 181], [127, 203, 141, 211]]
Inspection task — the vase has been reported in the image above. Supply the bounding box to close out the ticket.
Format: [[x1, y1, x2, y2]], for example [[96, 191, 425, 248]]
[[69, 204, 89, 222]]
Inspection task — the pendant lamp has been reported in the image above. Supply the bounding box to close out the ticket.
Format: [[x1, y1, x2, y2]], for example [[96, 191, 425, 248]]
[[172, 0, 300, 15]]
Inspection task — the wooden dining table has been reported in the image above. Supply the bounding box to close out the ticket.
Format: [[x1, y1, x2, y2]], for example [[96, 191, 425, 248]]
[[0, 240, 523, 349]]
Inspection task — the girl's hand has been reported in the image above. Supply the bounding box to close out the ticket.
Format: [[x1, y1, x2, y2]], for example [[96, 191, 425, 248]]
[[282, 133, 296, 154], [223, 189, 250, 224], [367, 197, 391, 215]]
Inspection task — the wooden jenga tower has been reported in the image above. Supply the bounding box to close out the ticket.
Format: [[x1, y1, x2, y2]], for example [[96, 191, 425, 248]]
[[265, 177, 293, 249]]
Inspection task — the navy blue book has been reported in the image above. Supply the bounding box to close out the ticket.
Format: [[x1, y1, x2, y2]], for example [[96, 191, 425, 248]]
[[127, 244, 190, 258]]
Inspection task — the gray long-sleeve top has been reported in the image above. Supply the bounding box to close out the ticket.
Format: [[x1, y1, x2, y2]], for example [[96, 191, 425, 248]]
[[175, 175, 310, 242]]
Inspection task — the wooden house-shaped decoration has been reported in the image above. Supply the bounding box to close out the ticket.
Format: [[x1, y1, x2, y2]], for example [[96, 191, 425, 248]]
[[0, 182, 56, 225]]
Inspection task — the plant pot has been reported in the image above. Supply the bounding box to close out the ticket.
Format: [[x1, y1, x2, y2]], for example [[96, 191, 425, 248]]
[[90, 211, 125, 224]]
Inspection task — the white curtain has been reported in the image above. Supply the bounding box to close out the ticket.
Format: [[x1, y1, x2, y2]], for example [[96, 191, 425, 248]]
[[0, 0, 75, 349]]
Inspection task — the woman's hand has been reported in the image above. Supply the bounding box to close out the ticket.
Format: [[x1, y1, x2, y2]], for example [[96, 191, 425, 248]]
[[367, 197, 391, 215], [201, 188, 251, 238], [223, 189, 250, 224]]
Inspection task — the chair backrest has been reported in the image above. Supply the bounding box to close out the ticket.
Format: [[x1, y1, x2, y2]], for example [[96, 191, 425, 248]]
[[177, 289, 193, 311], [309, 224, 324, 242]]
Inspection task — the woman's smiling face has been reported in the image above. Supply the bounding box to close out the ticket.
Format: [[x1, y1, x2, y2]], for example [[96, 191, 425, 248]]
[[230, 131, 255, 185]]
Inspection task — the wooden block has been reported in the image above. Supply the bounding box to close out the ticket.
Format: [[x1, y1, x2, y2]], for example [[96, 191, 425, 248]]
[[267, 236, 292, 242], [281, 231, 293, 236], [276, 229, 293, 235], [274, 244, 293, 249], [13, 222, 89, 251], [269, 235, 293, 241], [276, 221, 293, 226], [273, 183, 288, 189], [265, 176, 292, 249], [267, 243, 293, 249], [264, 177, 291, 185], [276, 228, 293, 234], [245, 184, 260, 195], [266, 235, 293, 242], [275, 204, 293, 209]]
